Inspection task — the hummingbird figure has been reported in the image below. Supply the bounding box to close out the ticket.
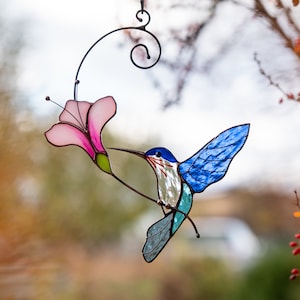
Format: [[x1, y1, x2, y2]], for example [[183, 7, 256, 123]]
[[113, 124, 250, 262]]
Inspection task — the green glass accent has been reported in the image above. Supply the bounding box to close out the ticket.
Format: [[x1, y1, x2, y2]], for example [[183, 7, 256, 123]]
[[172, 183, 193, 234], [96, 153, 112, 174]]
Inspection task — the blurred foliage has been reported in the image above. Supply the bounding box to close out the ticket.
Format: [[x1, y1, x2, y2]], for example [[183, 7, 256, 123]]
[[37, 129, 157, 245], [231, 248, 300, 300], [0, 4, 39, 261], [157, 258, 235, 300], [193, 188, 298, 239], [67, 248, 300, 300], [0, 6, 158, 298], [10, 247, 297, 300], [0, 4, 158, 246]]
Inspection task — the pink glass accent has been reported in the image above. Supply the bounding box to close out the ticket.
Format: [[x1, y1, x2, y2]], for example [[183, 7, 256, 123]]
[[88, 97, 116, 153], [45, 96, 116, 160]]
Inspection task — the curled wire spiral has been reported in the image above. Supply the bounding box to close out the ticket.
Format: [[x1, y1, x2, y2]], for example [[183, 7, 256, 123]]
[[73, 9, 161, 100]]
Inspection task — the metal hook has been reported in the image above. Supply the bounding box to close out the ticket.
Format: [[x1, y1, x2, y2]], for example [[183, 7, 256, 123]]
[[73, 1, 161, 100], [140, 0, 144, 13]]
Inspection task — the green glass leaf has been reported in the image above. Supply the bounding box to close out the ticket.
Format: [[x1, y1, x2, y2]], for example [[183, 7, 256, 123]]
[[96, 153, 112, 174]]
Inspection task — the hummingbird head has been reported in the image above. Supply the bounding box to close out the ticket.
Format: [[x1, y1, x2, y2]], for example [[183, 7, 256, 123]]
[[144, 147, 179, 178], [145, 147, 177, 163], [110, 147, 178, 173]]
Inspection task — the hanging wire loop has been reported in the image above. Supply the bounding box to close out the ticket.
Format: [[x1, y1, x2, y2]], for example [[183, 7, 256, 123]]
[[73, 9, 161, 100]]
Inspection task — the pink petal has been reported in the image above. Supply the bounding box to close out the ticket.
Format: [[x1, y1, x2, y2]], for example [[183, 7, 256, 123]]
[[88, 96, 117, 153], [45, 123, 95, 159], [59, 100, 92, 129]]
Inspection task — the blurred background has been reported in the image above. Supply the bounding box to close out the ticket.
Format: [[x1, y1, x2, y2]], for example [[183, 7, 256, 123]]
[[1, 0, 300, 298]]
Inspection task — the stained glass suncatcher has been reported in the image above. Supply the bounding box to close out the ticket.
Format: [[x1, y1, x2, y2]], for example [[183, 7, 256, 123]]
[[44, 1, 250, 262], [45, 95, 249, 262]]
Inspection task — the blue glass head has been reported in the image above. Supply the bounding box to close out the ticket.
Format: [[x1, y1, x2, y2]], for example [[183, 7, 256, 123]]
[[145, 147, 178, 163]]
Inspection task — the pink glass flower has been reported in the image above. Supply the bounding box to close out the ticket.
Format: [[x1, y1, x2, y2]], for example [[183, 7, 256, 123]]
[[45, 96, 116, 174]]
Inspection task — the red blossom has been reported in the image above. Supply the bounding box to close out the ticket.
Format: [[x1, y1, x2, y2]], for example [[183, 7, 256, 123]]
[[291, 268, 300, 275], [292, 248, 300, 255], [290, 241, 298, 247], [290, 269, 300, 280], [290, 274, 298, 280], [289, 192, 300, 281], [287, 93, 295, 100]]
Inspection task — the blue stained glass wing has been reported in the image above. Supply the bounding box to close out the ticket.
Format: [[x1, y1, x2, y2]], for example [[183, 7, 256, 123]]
[[178, 124, 250, 193], [142, 213, 173, 263]]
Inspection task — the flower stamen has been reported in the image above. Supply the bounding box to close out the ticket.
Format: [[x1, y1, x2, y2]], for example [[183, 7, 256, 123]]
[[45, 96, 86, 131]]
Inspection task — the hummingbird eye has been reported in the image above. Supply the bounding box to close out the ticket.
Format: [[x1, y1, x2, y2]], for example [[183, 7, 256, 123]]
[[155, 151, 161, 158]]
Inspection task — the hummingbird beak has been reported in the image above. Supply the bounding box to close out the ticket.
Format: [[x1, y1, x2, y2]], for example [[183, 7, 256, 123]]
[[109, 147, 146, 159]]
